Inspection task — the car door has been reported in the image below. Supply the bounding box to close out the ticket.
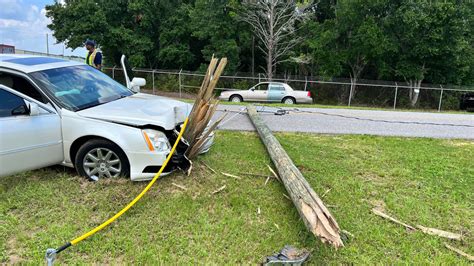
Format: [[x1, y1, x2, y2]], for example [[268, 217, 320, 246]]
[[0, 87, 63, 177], [247, 83, 269, 102], [268, 83, 287, 102]]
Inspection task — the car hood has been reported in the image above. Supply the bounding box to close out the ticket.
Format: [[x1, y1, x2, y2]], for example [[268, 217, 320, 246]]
[[77, 93, 192, 130]]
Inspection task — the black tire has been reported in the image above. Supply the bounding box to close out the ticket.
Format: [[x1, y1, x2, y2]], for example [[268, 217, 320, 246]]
[[282, 97, 296, 105], [75, 139, 130, 180], [229, 94, 243, 102]]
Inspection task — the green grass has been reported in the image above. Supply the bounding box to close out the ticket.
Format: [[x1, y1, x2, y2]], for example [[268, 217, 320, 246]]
[[1, 132, 473, 264]]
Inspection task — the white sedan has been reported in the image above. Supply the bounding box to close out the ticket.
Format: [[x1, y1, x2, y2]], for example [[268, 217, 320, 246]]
[[0, 55, 211, 181], [218, 82, 313, 104]]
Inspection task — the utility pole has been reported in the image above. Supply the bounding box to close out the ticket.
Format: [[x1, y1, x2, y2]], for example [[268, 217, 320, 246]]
[[46, 33, 49, 55]]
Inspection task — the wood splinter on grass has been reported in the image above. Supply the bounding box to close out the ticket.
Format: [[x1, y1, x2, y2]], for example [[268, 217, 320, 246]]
[[266, 164, 280, 182], [221, 172, 242, 180], [371, 208, 415, 231], [445, 243, 474, 261], [417, 225, 462, 241], [201, 162, 217, 174], [171, 182, 187, 191], [212, 185, 227, 195]]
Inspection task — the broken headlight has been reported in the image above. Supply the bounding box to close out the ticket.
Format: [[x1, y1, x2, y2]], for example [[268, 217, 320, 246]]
[[142, 129, 171, 152]]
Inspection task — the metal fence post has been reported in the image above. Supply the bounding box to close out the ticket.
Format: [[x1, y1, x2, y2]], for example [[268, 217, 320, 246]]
[[393, 82, 398, 110], [348, 82, 353, 107], [152, 70, 155, 95], [112, 66, 116, 79], [178, 69, 183, 98], [438, 85, 444, 112], [304, 76, 308, 91]]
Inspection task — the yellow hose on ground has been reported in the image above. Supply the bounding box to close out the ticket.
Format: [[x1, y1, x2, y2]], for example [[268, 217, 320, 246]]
[[49, 118, 189, 255]]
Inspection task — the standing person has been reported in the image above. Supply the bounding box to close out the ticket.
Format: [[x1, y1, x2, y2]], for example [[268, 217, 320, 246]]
[[84, 39, 102, 70]]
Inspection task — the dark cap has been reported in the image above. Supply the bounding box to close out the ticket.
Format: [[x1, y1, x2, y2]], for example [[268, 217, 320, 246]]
[[84, 39, 96, 47]]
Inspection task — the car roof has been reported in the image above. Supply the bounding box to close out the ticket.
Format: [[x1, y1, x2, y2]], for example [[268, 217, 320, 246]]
[[0, 54, 84, 73], [258, 81, 287, 85]]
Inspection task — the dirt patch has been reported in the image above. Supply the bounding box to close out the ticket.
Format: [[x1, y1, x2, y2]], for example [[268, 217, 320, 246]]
[[7, 236, 23, 264], [369, 199, 386, 212]]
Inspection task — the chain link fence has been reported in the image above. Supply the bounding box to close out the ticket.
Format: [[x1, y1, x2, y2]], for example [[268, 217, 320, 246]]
[[103, 67, 473, 112]]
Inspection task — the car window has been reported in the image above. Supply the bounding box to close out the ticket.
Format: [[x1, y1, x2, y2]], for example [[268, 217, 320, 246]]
[[0, 89, 28, 117], [254, 83, 268, 91], [0, 72, 48, 104], [29, 65, 133, 111], [269, 84, 285, 91]]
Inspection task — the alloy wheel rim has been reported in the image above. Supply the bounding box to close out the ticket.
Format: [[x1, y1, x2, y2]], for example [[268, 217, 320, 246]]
[[285, 98, 294, 104], [83, 148, 122, 178], [232, 97, 241, 102]]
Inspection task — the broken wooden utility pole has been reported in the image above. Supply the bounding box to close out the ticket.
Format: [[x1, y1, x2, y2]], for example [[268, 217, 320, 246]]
[[247, 105, 343, 248]]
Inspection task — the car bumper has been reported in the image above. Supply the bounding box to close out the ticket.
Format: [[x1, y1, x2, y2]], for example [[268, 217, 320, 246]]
[[128, 131, 215, 181], [296, 97, 313, 104]]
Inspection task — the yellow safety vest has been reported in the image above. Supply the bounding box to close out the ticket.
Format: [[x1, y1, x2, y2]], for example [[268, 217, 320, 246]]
[[86, 50, 97, 66]]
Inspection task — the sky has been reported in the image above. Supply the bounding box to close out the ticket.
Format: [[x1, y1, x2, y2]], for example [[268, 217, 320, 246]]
[[0, 0, 86, 56]]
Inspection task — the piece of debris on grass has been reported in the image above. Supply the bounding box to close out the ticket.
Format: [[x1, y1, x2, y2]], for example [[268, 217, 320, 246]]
[[416, 225, 462, 241], [238, 172, 269, 178], [372, 208, 415, 231], [221, 172, 242, 180], [274, 223, 280, 230], [201, 161, 217, 174], [257, 207, 261, 215], [283, 193, 291, 200], [264, 245, 310, 266], [445, 243, 474, 261], [212, 185, 226, 195], [171, 182, 187, 191], [265, 176, 271, 185], [321, 188, 332, 198], [266, 164, 281, 182]]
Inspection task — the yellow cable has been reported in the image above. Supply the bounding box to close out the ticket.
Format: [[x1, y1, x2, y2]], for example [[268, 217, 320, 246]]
[[70, 118, 188, 245]]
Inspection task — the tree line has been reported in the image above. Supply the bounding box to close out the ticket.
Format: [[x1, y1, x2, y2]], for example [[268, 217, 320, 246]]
[[47, 0, 473, 106]]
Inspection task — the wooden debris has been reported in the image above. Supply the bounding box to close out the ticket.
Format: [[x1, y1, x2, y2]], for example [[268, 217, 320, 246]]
[[274, 223, 280, 230], [248, 105, 343, 248], [184, 56, 227, 160], [171, 182, 187, 191], [283, 193, 291, 200], [321, 188, 332, 199], [372, 208, 415, 231], [264, 176, 271, 185], [221, 172, 242, 180], [212, 185, 227, 195], [267, 164, 281, 182], [445, 243, 474, 261], [257, 207, 261, 215], [201, 161, 217, 174], [238, 172, 269, 178], [416, 225, 462, 241]]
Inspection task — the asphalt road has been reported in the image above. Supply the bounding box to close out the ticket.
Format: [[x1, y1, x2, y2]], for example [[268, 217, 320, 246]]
[[213, 105, 474, 139]]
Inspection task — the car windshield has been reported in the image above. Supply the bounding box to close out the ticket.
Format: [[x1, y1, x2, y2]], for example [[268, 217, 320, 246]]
[[30, 65, 133, 111]]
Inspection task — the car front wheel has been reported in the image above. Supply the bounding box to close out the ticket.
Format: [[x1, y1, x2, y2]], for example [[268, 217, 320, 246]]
[[75, 139, 130, 180]]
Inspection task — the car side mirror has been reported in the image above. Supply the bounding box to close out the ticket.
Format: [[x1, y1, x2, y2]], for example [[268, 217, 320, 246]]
[[28, 102, 40, 116], [11, 104, 30, 116], [250, 88, 255, 91], [130, 77, 146, 93]]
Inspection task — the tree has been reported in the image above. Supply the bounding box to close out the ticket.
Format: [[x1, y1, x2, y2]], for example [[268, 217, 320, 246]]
[[384, 1, 474, 106], [239, 0, 300, 80], [306, 0, 392, 103]]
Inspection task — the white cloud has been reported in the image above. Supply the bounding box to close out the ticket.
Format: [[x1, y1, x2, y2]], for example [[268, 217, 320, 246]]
[[0, 0, 85, 57]]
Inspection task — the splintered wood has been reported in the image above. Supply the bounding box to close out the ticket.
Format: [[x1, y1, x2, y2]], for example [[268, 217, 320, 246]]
[[184, 57, 227, 159], [247, 105, 343, 248]]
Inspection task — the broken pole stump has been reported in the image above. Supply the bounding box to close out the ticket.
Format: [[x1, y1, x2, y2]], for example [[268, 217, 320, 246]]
[[247, 105, 343, 248]]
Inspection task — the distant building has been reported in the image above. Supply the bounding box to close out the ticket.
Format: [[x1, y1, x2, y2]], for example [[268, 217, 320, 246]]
[[0, 44, 15, 54]]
